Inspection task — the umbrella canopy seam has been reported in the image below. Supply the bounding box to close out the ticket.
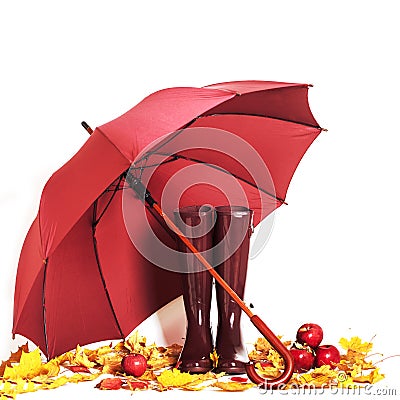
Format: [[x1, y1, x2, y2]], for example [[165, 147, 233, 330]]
[[92, 199, 125, 339], [131, 152, 288, 205], [134, 112, 321, 167]]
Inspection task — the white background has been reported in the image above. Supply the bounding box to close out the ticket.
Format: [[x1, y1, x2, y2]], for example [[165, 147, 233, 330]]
[[1, 1, 399, 398]]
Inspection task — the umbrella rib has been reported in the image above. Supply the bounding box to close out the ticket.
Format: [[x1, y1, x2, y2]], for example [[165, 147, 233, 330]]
[[205, 112, 321, 129], [94, 174, 124, 226], [92, 200, 124, 339], [134, 112, 321, 166], [130, 153, 287, 205], [42, 258, 50, 359]]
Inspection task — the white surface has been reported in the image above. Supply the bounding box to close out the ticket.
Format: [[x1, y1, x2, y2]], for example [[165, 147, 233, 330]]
[[1, 1, 400, 398]]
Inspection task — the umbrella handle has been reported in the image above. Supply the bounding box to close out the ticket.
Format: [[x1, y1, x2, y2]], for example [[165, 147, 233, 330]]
[[245, 315, 294, 389], [116, 166, 295, 388], [81, 121, 295, 388]]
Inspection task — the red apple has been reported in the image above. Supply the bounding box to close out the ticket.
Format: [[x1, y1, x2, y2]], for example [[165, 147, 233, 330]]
[[296, 323, 323, 349], [315, 345, 340, 368], [121, 353, 147, 377], [290, 348, 315, 373]]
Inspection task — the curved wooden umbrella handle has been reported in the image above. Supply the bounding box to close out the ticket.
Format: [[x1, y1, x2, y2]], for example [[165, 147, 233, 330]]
[[245, 315, 294, 389], [116, 170, 295, 388]]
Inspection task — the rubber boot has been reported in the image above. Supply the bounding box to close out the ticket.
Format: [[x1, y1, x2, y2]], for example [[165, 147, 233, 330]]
[[174, 205, 215, 373], [214, 206, 253, 374]]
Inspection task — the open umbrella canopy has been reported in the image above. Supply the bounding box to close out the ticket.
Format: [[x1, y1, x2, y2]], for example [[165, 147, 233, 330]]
[[13, 81, 322, 359]]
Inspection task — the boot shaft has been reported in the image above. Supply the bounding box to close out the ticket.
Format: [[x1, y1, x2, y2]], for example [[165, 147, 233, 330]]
[[214, 206, 253, 373], [174, 205, 215, 372], [214, 206, 253, 299]]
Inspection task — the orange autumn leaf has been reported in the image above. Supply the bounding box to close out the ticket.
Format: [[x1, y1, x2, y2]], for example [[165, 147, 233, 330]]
[[100, 356, 124, 375], [255, 361, 281, 379], [67, 366, 91, 373], [126, 379, 149, 391], [96, 377, 123, 390], [248, 337, 284, 369], [65, 345, 95, 369], [352, 368, 385, 384], [212, 381, 255, 391]]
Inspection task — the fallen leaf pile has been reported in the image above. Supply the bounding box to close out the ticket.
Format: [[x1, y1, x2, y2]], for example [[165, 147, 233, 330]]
[[0, 332, 386, 398], [249, 335, 385, 389]]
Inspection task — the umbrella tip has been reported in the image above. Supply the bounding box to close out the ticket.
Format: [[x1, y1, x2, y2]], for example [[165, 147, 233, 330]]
[[81, 121, 94, 135]]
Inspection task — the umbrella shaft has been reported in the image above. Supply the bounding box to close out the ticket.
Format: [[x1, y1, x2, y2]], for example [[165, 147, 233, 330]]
[[152, 203, 254, 319]]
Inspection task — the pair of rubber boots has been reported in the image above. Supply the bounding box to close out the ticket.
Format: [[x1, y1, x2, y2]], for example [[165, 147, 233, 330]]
[[174, 205, 253, 375]]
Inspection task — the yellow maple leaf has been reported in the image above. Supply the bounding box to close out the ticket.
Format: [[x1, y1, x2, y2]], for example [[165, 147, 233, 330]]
[[291, 364, 339, 388], [312, 365, 338, 378], [43, 376, 69, 390], [86, 344, 114, 363], [157, 368, 200, 388], [0, 378, 39, 398], [138, 370, 157, 381], [353, 368, 385, 384], [66, 345, 95, 369], [124, 331, 148, 354], [39, 358, 61, 378], [337, 373, 357, 388], [210, 349, 219, 367], [0, 343, 29, 378], [255, 362, 281, 379], [3, 349, 43, 380], [213, 381, 255, 391], [339, 337, 373, 354], [248, 337, 284, 369], [183, 371, 224, 389], [100, 355, 124, 375], [42, 372, 100, 390]]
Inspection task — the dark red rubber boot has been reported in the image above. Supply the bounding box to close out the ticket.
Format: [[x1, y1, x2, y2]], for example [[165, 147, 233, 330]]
[[174, 205, 215, 373], [214, 206, 253, 374]]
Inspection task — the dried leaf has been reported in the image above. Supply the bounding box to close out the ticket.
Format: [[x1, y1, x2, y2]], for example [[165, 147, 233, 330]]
[[255, 361, 281, 379], [231, 376, 249, 383], [0, 343, 29, 377], [42, 376, 70, 390], [210, 348, 219, 367], [124, 331, 148, 354], [39, 359, 61, 378], [43, 373, 99, 390], [86, 344, 114, 363], [3, 349, 43, 380], [248, 337, 284, 369], [100, 356, 123, 375], [353, 369, 385, 384], [69, 345, 96, 369], [67, 366, 91, 373], [147, 355, 178, 370], [67, 373, 100, 384], [291, 365, 339, 388], [96, 377, 123, 390], [0, 378, 39, 398], [213, 381, 255, 391], [126, 379, 149, 391], [157, 368, 200, 388], [339, 337, 373, 354]]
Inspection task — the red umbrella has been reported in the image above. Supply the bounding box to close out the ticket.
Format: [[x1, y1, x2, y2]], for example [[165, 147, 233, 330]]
[[13, 80, 323, 387]]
